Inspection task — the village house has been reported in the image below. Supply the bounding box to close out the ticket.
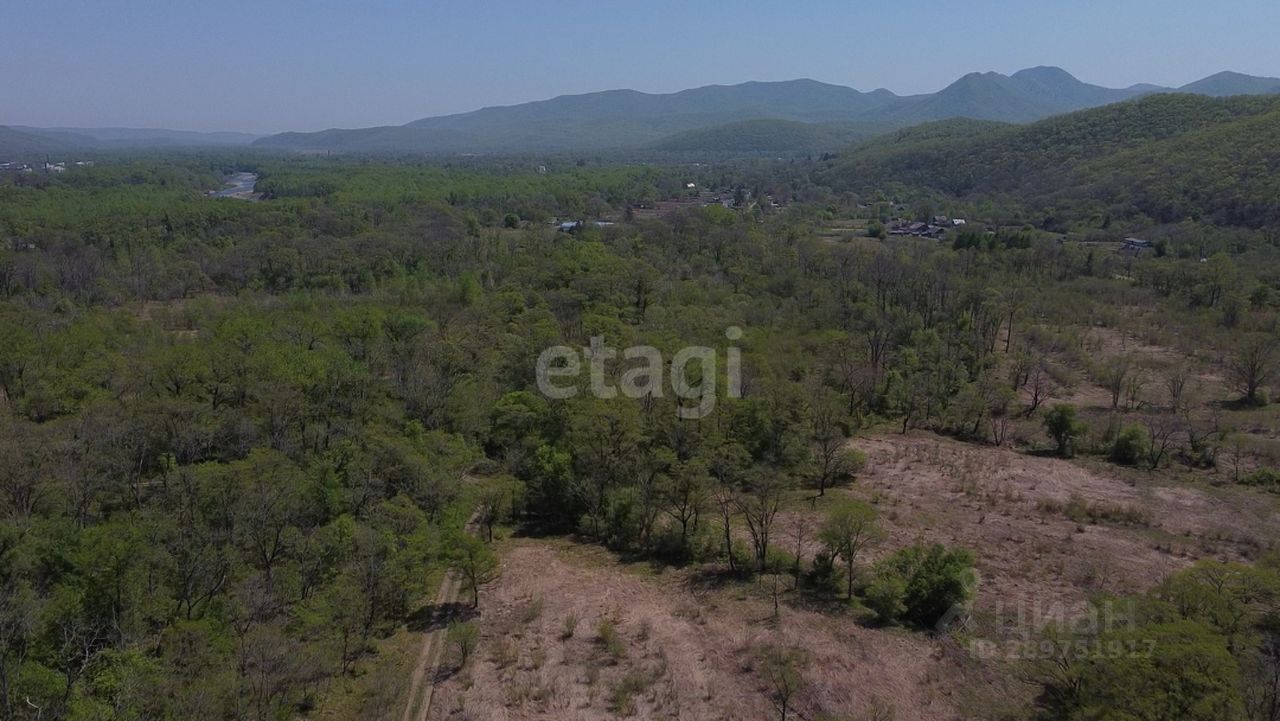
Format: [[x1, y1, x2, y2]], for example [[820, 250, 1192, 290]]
[[889, 220, 947, 238], [1120, 237, 1154, 256], [555, 220, 616, 233]]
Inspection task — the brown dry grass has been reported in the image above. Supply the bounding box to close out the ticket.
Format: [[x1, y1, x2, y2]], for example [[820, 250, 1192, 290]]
[[426, 428, 1280, 721], [427, 536, 1017, 721], [848, 432, 1280, 612]]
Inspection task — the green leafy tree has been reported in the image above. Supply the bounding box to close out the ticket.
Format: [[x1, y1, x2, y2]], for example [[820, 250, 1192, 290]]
[[443, 531, 499, 608], [446, 621, 480, 668], [1058, 621, 1244, 721], [1157, 561, 1280, 648], [1044, 404, 1087, 457], [819, 500, 882, 600]]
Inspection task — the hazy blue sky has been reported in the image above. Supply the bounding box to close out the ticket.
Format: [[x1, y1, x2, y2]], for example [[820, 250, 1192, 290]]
[[3, 0, 1279, 133]]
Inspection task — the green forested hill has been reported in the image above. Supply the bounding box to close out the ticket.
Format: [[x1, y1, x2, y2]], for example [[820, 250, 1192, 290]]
[[819, 94, 1280, 226], [1178, 71, 1280, 97], [647, 119, 893, 154], [1070, 104, 1280, 226], [873, 67, 1141, 124], [0, 125, 83, 157], [257, 79, 898, 153], [1, 126, 262, 156]]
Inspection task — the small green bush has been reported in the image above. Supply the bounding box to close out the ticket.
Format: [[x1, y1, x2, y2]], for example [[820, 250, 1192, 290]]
[[560, 613, 578, 640], [1038, 495, 1150, 526], [763, 547, 797, 575], [865, 572, 907, 623], [1044, 404, 1087, 456], [596, 618, 626, 662], [806, 550, 842, 595], [446, 621, 479, 668], [1110, 424, 1148, 466], [608, 668, 658, 715], [1242, 467, 1280, 489], [866, 543, 975, 627]]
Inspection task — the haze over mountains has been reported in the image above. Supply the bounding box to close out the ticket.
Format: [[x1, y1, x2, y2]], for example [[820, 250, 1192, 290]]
[[249, 67, 1280, 154], [3, 67, 1279, 157], [0, 126, 263, 157]]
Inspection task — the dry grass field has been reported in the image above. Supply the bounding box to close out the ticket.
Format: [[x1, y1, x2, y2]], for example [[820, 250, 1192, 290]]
[[420, 423, 1280, 720]]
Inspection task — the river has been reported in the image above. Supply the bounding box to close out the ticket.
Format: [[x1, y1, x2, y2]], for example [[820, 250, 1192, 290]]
[[213, 171, 260, 199]]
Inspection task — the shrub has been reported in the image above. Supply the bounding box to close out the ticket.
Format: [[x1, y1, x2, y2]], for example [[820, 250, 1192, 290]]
[[865, 571, 907, 623], [608, 668, 658, 715], [446, 621, 479, 668], [866, 543, 975, 627], [1241, 467, 1280, 489], [560, 613, 578, 640], [805, 550, 842, 595], [1043, 404, 1087, 456], [763, 547, 797, 575], [596, 618, 626, 662], [1037, 495, 1151, 526], [489, 638, 518, 668], [603, 487, 646, 551], [1110, 424, 1148, 466], [519, 598, 544, 625], [840, 447, 868, 477]]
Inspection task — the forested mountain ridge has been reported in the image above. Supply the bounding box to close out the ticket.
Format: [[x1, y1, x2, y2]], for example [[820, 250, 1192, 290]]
[[818, 93, 1280, 227], [0, 125, 83, 156], [252, 67, 1280, 154], [15, 126, 263, 147], [872, 66, 1143, 123], [645, 118, 894, 154], [0, 127, 263, 155], [8, 68, 1277, 157], [1179, 70, 1280, 97], [258, 79, 900, 154]]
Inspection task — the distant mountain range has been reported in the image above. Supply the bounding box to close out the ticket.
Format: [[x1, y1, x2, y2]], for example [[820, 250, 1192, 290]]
[[3, 68, 1278, 158], [0, 126, 263, 157], [251, 67, 1280, 154]]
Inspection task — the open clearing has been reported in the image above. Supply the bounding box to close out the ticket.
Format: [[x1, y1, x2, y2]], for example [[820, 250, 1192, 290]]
[[428, 539, 992, 721], [429, 432, 1280, 721], [848, 433, 1280, 612]]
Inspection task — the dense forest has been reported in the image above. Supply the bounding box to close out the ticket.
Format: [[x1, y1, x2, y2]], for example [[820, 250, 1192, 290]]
[[2, 113, 1280, 721]]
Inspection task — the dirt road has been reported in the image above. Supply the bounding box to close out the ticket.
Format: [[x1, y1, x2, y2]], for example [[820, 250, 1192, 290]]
[[399, 571, 461, 721], [400, 516, 478, 721]]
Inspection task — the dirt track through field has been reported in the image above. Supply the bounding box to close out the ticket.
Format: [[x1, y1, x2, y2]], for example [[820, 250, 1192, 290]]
[[401, 516, 477, 721], [400, 571, 461, 721]]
